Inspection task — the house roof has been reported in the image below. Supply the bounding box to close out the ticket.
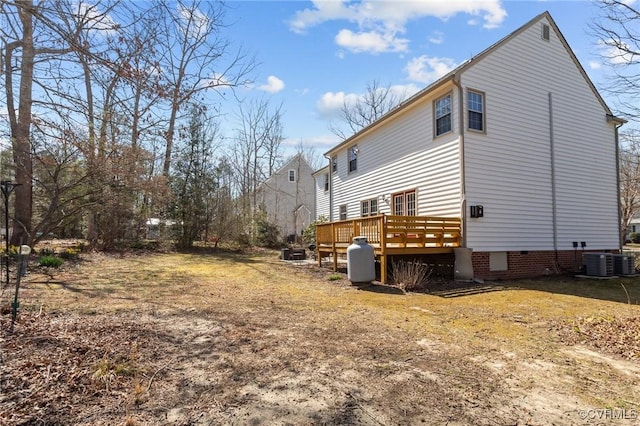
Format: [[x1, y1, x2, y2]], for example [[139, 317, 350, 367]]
[[324, 11, 623, 157], [311, 165, 329, 177], [257, 153, 311, 189]]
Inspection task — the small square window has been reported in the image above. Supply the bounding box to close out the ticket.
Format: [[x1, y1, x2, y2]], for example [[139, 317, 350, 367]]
[[288, 170, 296, 182]]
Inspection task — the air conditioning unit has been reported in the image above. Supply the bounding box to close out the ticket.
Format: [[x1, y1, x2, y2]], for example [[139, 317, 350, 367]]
[[582, 253, 613, 277], [612, 254, 635, 275]]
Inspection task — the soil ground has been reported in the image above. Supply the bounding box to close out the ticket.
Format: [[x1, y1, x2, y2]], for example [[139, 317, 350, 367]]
[[1, 247, 639, 425]]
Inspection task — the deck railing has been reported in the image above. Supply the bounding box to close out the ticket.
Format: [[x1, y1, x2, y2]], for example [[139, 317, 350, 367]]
[[315, 214, 461, 283], [316, 214, 461, 250]]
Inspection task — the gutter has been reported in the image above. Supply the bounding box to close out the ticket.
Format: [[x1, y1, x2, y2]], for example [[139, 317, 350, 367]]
[[452, 75, 467, 248]]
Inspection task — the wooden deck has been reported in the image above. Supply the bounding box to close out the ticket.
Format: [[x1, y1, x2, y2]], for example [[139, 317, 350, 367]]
[[316, 215, 462, 283]]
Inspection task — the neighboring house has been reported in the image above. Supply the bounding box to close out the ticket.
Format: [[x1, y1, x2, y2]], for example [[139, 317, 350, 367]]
[[312, 165, 330, 220], [256, 154, 315, 240], [625, 218, 640, 242], [322, 12, 624, 280]]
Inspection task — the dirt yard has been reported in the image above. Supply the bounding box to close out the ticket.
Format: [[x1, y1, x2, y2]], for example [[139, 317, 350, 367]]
[[1, 249, 639, 425]]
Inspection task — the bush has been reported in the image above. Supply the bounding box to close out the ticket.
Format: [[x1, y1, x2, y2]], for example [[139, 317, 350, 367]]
[[254, 216, 281, 248], [631, 232, 640, 244], [302, 215, 329, 245], [391, 260, 432, 292], [38, 247, 56, 257], [59, 247, 81, 260], [39, 255, 64, 268]]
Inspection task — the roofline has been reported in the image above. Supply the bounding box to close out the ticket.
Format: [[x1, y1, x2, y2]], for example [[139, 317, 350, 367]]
[[312, 165, 329, 176], [323, 11, 618, 156], [323, 74, 456, 156]]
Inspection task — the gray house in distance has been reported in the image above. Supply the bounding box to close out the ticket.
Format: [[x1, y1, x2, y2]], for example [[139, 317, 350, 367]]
[[256, 154, 315, 241]]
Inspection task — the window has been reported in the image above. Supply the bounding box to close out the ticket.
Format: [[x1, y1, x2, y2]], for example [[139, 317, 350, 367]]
[[434, 94, 452, 136], [467, 90, 485, 132], [323, 173, 329, 192], [288, 169, 296, 182], [360, 198, 378, 217], [348, 146, 358, 173], [331, 156, 337, 173], [542, 23, 550, 41], [339, 204, 347, 220], [392, 190, 417, 216]]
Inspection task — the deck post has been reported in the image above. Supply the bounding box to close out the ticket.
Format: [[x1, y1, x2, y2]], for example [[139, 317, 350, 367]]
[[379, 215, 387, 283], [331, 222, 338, 272]]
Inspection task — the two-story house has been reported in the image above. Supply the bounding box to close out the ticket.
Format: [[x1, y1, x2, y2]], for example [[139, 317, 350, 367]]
[[316, 12, 624, 281]]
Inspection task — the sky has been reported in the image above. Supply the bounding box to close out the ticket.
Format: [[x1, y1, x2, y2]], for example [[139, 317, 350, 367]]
[[213, 0, 619, 160]]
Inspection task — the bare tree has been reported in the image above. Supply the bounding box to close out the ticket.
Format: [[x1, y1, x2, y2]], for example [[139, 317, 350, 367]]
[[619, 131, 640, 241], [156, 0, 255, 176], [229, 97, 284, 227], [329, 79, 405, 140], [591, 0, 640, 119]]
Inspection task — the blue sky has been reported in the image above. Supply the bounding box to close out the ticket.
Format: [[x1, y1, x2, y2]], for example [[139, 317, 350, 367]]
[[215, 1, 615, 158]]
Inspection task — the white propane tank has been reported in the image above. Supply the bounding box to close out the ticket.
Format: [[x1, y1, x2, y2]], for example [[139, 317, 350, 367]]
[[347, 236, 375, 283]]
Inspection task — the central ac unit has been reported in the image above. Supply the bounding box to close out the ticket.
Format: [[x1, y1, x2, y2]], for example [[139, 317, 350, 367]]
[[582, 253, 613, 277], [612, 254, 635, 275]]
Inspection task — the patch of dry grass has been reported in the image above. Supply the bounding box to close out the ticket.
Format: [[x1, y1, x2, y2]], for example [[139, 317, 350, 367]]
[[2, 249, 640, 425]]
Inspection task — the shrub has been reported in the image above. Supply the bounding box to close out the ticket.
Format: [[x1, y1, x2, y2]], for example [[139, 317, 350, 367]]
[[631, 232, 640, 244], [38, 247, 56, 257], [59, 247, 81, 259], [391, 260, 432, 292], [39, 255, 64, 268], [302, 215, 329, 245], [254, 216, 281, 248]]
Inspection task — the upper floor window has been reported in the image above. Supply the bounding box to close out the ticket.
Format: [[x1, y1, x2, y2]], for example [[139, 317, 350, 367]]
[[434, 94, 452, 136], [348, 145, 358, 173], [288, 169, 296, 182], [392, 190, 416, 216], [467, 90, 485, 132], [323, 173, 329, 192], [331, 156, 337, 173], [361, 198, 378, 217]]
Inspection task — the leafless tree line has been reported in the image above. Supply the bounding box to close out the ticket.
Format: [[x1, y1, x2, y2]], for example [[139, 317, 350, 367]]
[[0, 0, 297, 249]]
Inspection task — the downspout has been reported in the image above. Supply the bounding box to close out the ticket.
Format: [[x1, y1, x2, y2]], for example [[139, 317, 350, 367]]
[[452, 75, 467, 247], [325, 155, 333, 222]]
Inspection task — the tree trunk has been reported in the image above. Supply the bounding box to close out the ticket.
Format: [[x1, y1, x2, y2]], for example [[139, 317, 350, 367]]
[[11, 0, 35, 246]]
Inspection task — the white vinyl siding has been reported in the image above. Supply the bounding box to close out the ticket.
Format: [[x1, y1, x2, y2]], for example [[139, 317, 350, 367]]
[[462, 16, 618, 251], [330, 90, 461, 221], [313, 167, 330, 220]]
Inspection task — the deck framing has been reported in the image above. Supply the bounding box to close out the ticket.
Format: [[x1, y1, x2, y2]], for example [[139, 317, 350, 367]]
[[316, 215, 462, 283]]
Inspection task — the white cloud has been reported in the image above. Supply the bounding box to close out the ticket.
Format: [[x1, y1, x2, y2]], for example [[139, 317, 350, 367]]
[[405, 55, 458, 83], [335, 29, 409, 54], [316, 83, 419, 120], [288, 0, 507, 34], [177, 4, 210, 39], [258, 75, 285, 93], [601, 39, 637, 65], [428, 31, 444, 45], [589, 60, 602, 70], [73, 1, 119, 35], [316, 91, 360, 118]]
